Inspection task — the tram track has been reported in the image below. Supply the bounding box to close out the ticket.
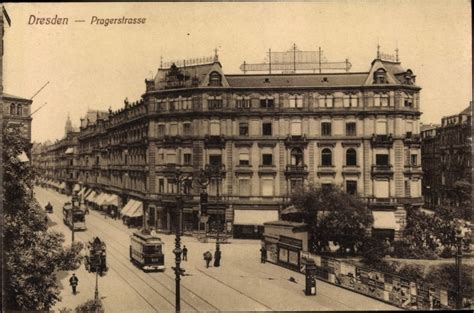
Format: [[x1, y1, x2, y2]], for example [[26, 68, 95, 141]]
[[82, 212, 219, 312], [85, 209, 274, 311], [40, 187, 274, 311]]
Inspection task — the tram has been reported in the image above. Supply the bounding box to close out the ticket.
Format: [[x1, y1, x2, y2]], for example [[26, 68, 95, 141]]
[[129, 230, 165, 272], [63, 202, 86, 230], [84, 237, 108, 275]]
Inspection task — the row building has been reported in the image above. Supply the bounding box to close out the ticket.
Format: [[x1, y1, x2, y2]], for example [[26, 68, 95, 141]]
[[34, 49, 423, 240], [421, 104, 472, 208]]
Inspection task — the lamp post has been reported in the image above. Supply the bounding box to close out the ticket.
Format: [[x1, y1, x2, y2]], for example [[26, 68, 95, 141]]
[[94, 249, 100, 308], [166, 167, 191, 313], [71, 197, 80, 243], [455, 227, 463, 309]]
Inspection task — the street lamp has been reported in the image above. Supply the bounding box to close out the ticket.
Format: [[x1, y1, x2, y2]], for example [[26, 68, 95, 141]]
[[166, 167, 191, 313], [455, 227, 463, 309], [94, 248, 101, 311]]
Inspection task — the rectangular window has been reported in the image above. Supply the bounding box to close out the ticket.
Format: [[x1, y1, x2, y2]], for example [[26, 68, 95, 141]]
[[157, 124, 165, 136], [376, 154, 389, 166], [236, 97, 251, 109], [374, 180, 390, 198], [289, 96, 296, 108], [262, 122, 272, 136], [208, 97, 223, 109], [346, 181, 357, 195], [159, 178, 165, 193], [262, 178, 274, 196], [374, 95, 381, 107], [260, 98, 274, 108], [290, 95, 303, 108], [321, 122, 332, 136], [346, 122, 356, 136], [239, 151, 250, 166], [262, 154, 273, 166], [381, 95, 389, 107], [411, 154, 418, 166], [343, 96, 350, 108], [404, 180, 411, 197], [405, 96, 413, 107], [239, 178, 251, 196], [183, 123, 191, 135], [239, 123, 249, 136], [183, 153, 192, 165], [209, 155, 222, 166], [169, 100, 176, 111]]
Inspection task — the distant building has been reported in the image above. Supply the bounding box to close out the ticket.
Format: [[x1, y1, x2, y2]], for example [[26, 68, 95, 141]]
[[421, 103, 472, 207], [35, 50, 423, 240], [2, 93, 33, 143]]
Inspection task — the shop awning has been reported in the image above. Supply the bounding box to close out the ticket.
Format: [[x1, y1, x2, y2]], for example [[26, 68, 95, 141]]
[[59, 182, 66, 190], [120, 199, 136, 216], [65, 147, 74, 154], [122, 200, 143, 218], [78, 187, 87, 197], [372, 211, 399, 230], [104, 194, 119, 207], [84, 188, 93, 198], [233, 209, 279, 226], [96, 193, 109, 206], [73, 184, 81, 192], [127, 201, 143, 218], [86, 191, 97, 202]]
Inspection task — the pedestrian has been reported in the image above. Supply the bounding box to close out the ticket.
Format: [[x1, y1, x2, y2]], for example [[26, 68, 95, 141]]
[[203, 251, 212, 268], [260, 245, 267, 263], [182, 245, 188, 261], [213, 246, 221, 267], [69, 273, 79, 295]]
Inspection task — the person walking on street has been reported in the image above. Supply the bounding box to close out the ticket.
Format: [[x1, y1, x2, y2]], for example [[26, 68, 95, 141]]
[[214, 246, 222, 267], [260, 245, 267, 263], [203, 251, 212, 268], [182, 245, 188, 261], [69, 273, 79, 295]]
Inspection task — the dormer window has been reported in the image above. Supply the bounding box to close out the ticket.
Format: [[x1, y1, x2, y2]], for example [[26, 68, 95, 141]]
[[373, 68, 387, 84], [209, 71, 222, 86], [404, 69, 414, 85]]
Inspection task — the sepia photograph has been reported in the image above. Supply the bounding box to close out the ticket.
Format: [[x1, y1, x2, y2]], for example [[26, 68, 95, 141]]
[[1, 1, 472, 312]]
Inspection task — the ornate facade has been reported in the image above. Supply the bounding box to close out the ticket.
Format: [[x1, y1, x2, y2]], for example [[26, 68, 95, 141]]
[[34, 52, 423, 240]]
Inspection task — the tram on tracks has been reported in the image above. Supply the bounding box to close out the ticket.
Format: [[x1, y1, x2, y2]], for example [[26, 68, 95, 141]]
[[129, 230, 165, 272], [63, 202, 86, 230]]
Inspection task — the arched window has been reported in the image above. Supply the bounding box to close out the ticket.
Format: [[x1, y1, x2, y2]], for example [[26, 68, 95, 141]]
[[10, 103, 16, 115], [321, 148, 332, 166], [346, 148, 357, 166], [291, 148, 304, 166], [209, 71, 222, 86]]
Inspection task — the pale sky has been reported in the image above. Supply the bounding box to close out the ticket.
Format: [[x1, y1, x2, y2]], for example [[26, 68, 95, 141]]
[[4, 1, 472, 143]]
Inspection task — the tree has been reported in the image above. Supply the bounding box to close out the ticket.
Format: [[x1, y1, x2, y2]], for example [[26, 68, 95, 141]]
[[288, 184, 373, 254], [3, 125, 83, 311]]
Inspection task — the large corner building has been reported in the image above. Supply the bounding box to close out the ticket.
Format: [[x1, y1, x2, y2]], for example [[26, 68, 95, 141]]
[[34, 50, 423, 240]]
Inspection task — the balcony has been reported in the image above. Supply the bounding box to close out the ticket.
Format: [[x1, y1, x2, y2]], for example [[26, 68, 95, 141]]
[[403, 165, 423, 175], [317, 165, 336, 177], [204, 135, 226, 149], [234, 164, 253, 175], [370, 134, 393, 148], [403, 133, 421, 146], [162, 135, 183, 148], [285, 164, 309, 177], [284, 135, 308, 148], [371, 165, 394, 177]]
